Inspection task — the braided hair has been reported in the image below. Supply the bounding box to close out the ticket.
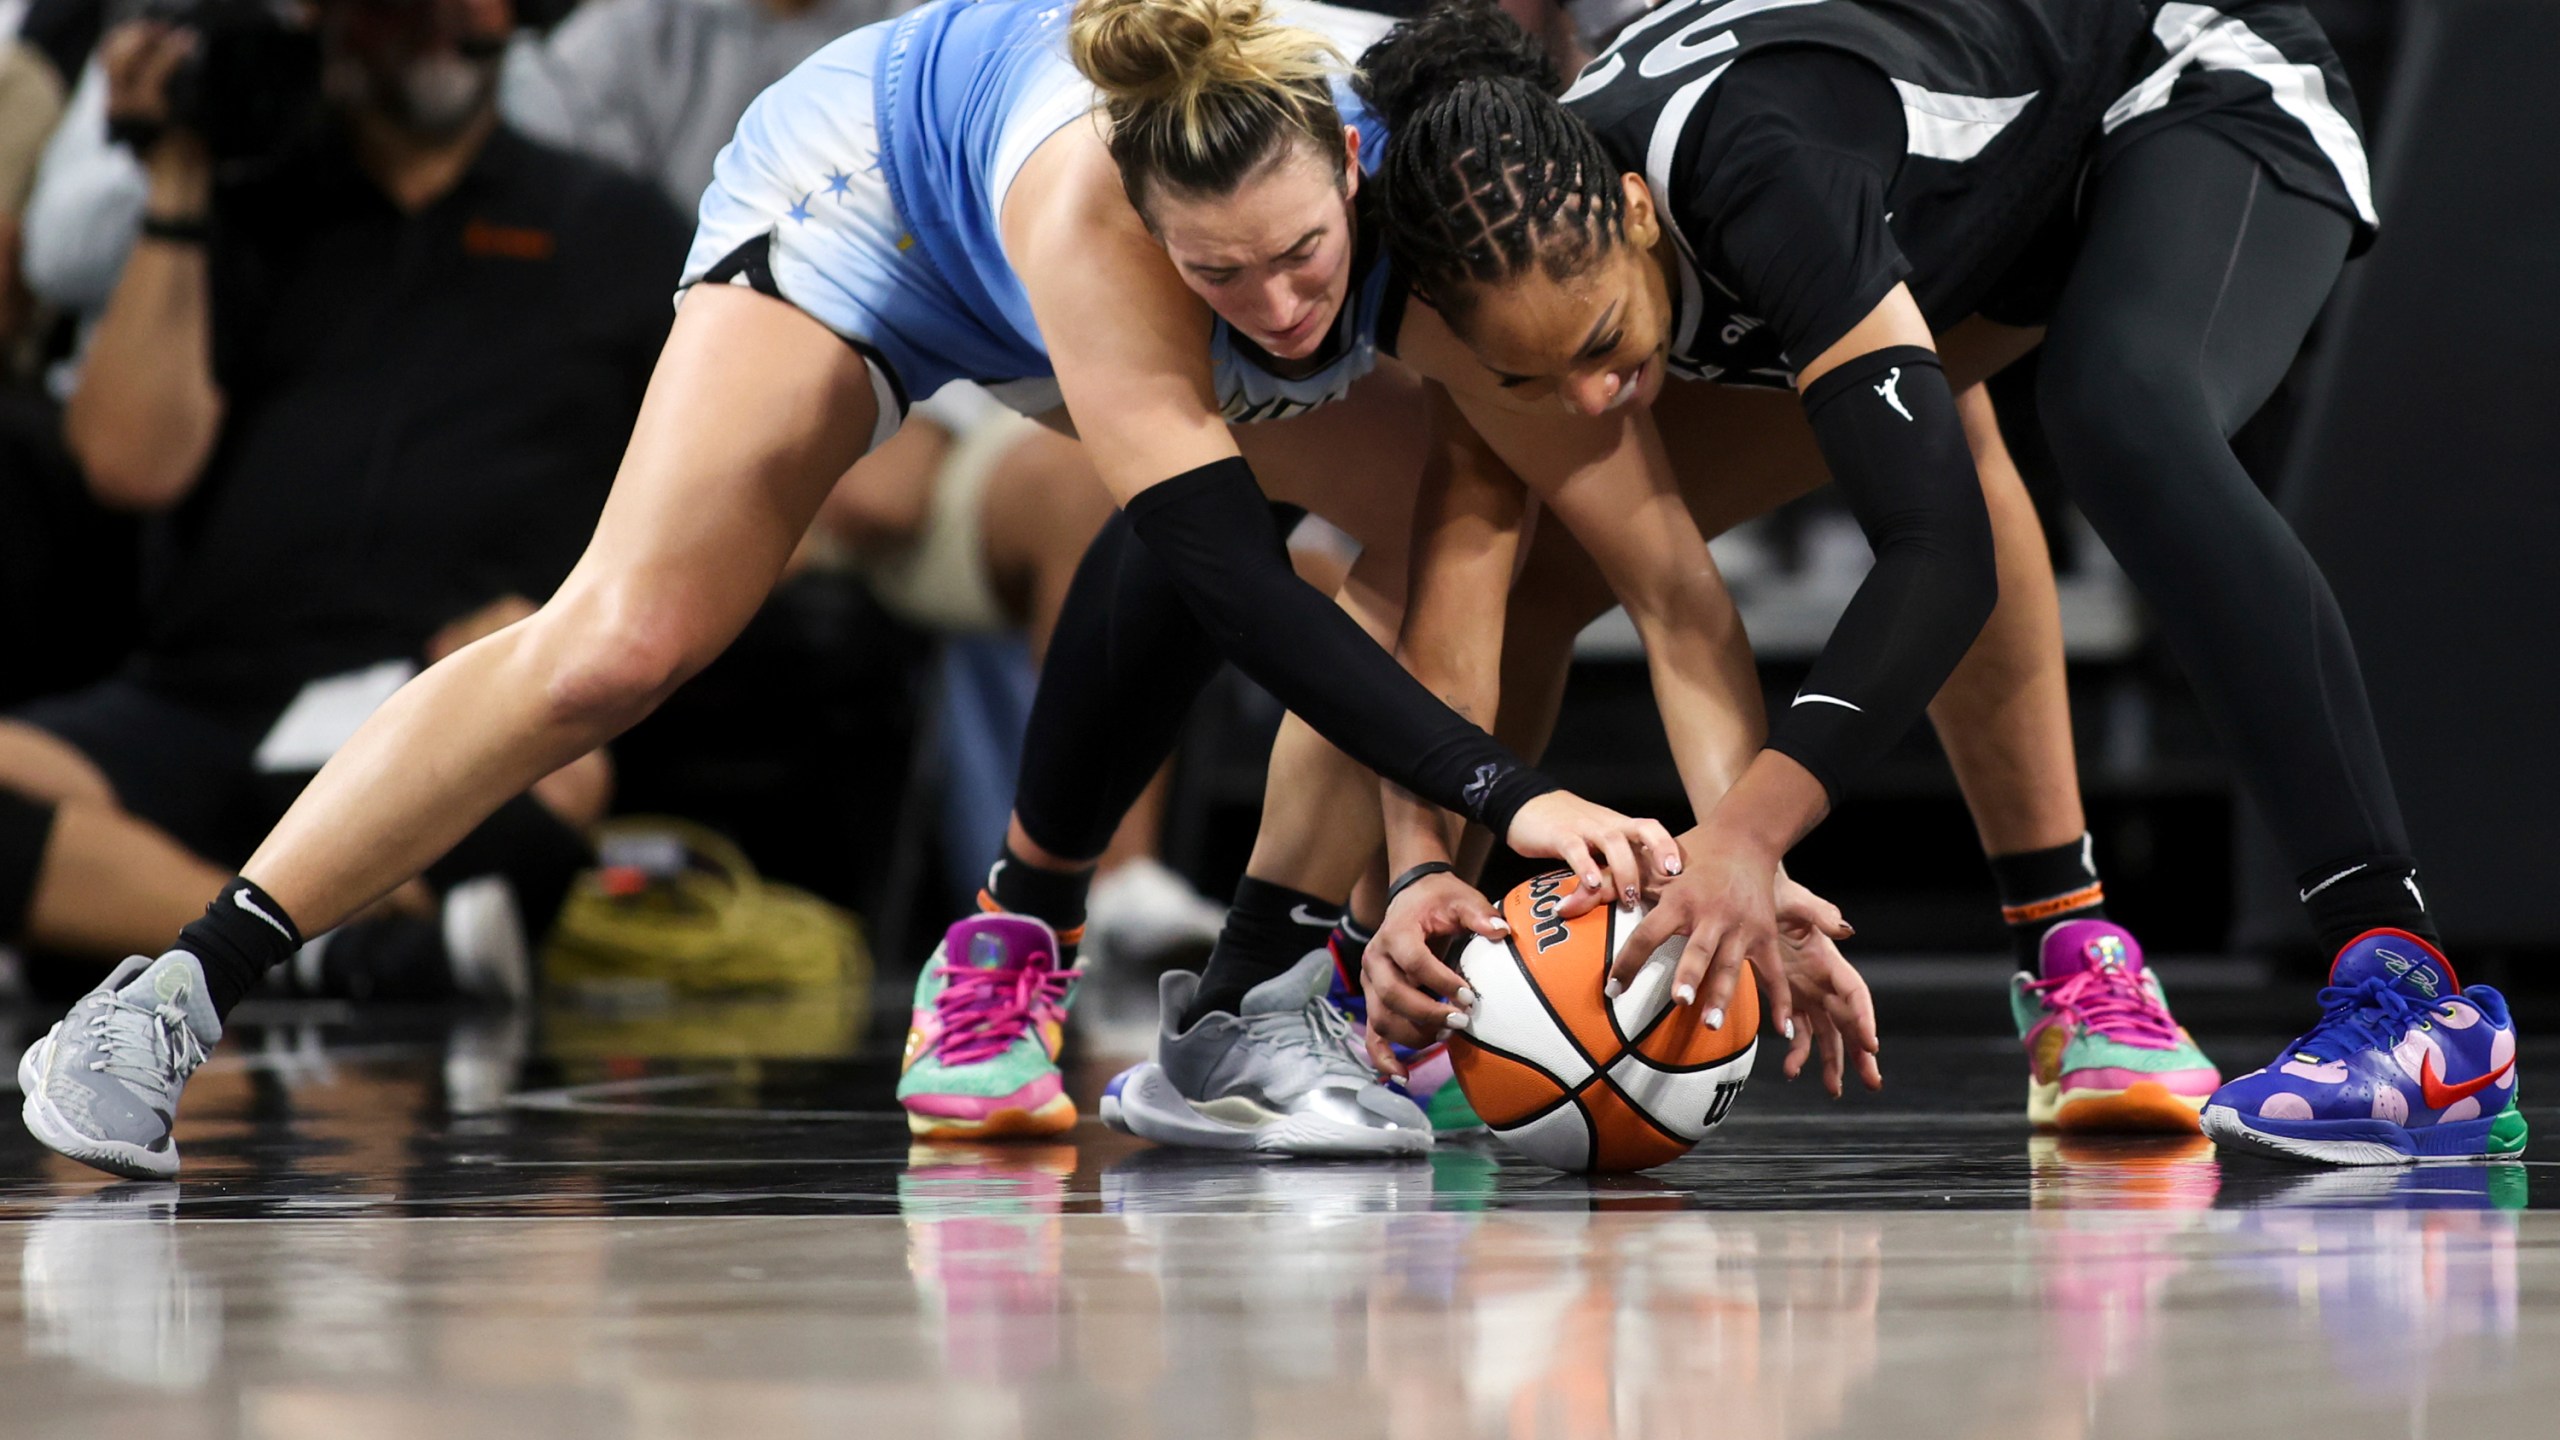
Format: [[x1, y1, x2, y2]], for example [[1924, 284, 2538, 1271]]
[[1357, 0, 1627, 322]]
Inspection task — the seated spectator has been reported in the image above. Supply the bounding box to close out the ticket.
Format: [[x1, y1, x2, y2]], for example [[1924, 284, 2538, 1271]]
[[0, 0, 689, 1003], [1, 28, 64, 369]]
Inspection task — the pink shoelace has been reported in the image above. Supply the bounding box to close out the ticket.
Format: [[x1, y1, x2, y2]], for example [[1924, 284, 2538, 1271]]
[[927, 957, 1071, 1066], [2027, 963, 2181, 1050]]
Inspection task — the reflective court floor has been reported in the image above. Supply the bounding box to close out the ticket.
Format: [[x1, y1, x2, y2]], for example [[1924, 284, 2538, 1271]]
[[0, 970, 2553, 1439]]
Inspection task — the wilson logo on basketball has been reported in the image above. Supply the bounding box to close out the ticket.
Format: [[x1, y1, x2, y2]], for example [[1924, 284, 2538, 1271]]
[[1527, 872, 1571, 952]]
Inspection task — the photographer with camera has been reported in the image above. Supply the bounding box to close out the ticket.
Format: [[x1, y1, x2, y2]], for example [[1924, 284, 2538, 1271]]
[[0, 0, 687, 1001]]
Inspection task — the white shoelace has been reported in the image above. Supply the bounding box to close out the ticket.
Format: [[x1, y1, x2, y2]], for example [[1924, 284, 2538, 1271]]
[[1244, 995, 1371, 1082], [81, 992, 206, 1102]]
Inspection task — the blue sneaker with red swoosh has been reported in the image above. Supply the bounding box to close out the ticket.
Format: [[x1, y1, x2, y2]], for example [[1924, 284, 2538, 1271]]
[[2204, 929, 2526, 1165]]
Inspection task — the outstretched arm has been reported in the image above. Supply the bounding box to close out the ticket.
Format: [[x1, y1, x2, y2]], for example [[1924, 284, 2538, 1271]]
[[1007, 141, 1674, 893]]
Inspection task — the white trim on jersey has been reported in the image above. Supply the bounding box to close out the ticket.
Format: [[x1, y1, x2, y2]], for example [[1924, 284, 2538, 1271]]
[[1893, 80, 2040, 162], [1631, 0, 1832, 80], [2102, 2, 2376, 224]]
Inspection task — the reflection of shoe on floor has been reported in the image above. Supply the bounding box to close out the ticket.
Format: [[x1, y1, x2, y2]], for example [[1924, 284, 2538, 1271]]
[[1097, 1146, 1435, 1216], [1101, 952, 1430, 1157], [899, 1142, 1075, 1383], [2012, 921, 2219, 1132], [2242, 1162, 2529, 1211], [22, 1183, 220, 1388], [1084, 858, 1224, 967], [20, 952, 219, 1180], [444, 1009, 534, 1117], [898, 915, 1082, 1140], [2204, 929, 2527, 1166], [2217, 1191, 2525, 1398], [2028, 1133, 2220, 1210]]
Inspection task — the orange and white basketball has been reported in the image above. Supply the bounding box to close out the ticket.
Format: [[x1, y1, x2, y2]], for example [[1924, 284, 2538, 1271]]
[[1449, 872, 1760, 1172]]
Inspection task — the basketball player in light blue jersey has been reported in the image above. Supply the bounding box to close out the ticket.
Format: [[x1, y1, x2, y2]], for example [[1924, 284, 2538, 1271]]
[[19, 0, 1683, 1180]]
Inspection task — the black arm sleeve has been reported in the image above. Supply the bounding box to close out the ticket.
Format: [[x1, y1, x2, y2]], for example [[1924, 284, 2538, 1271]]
[[1124, 458, 1558, 835], [1766, 347, 1996, 802]]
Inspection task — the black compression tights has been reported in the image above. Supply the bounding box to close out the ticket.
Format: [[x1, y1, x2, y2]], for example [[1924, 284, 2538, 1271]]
[[2037, 126, 2408, 875], [1010, 507, 1267, 863]]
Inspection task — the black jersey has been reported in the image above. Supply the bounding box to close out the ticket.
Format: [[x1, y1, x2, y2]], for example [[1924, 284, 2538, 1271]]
[[1564, 0, 2151, 384]]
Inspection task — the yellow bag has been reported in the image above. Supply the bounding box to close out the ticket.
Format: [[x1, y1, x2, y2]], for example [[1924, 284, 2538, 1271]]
[[542, 817, 873, 1005]]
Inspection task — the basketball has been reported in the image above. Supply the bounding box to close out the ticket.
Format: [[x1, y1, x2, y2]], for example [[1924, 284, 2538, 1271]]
[[1449, 872, 1761, 1172]]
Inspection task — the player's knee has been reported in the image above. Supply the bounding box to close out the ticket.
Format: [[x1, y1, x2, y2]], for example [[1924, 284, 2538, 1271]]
[[2036, 335, 2207, 467], [532, 596, 702, 733]]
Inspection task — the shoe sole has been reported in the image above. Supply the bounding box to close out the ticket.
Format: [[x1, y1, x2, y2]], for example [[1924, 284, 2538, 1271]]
[[1103, 1062, 1431, 1158], [18, 1037, 180, 1181], [2201, 1102, 2529, 1166], [902, 1092, 1077, 1142], [15, 1031, 46, 1095], [2053, 1081, 2209, 1135]]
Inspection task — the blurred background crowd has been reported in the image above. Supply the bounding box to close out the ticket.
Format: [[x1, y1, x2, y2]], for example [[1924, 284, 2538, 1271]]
[[0, 0, 2544, 1030]]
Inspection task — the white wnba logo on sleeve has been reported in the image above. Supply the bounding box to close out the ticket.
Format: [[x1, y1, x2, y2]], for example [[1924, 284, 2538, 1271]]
[[1874, 367, 1912, 422]]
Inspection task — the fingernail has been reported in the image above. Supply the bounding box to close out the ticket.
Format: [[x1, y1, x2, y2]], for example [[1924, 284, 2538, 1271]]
[[1443, 1010, 1471, 1031], [1782, 1019, 1796, 1040], [1704, 1005, 1724, 1029], [1665, 859, 1682, 874], [1488, 919, 1509, 933], [1672, 983, 1695, 1006], [1604, 978, 1624, 999], [1455, 986, 1478, 1009]]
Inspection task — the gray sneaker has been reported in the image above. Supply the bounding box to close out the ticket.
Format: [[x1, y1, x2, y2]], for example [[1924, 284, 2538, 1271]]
[[1101, 950, 1430, 1156], [20, 952, 222, 1180]]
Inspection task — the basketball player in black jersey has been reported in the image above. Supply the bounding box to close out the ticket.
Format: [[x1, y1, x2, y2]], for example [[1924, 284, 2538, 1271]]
[[1354, 0, 2525, 1165]]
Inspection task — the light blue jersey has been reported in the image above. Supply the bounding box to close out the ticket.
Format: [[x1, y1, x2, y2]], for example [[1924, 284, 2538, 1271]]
[[681, 0, 1400, 443]]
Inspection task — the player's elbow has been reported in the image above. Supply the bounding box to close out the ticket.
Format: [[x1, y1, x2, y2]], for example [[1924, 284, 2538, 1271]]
[[1640, 559, 1745, 650]]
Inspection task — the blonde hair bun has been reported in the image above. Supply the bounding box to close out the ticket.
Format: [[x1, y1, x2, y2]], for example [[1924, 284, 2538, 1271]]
[[1070, 0, 1340, 108]]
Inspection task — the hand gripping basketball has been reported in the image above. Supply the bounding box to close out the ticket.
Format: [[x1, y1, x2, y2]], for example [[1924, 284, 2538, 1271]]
[[1501, 791, 1683, 914], [1362, 870, 1507, 1074]]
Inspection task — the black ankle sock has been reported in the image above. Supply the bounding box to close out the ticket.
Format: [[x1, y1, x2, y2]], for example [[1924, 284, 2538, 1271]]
[[984, 843, 1091, 953], [1182, 877, 1340, 1026], [1988, 834, 2107, 973], [180, 877, 305, 1019], [2298, 854, 2441, 958]]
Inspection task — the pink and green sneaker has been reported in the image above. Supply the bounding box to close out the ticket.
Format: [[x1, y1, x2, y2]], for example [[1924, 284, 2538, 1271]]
[[898, 914, 1083, 1140], [2011, 920, 2221, 1133]]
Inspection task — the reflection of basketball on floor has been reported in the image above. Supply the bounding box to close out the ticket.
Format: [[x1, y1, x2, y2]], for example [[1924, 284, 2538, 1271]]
[[1450, 874, 1758, 1172]]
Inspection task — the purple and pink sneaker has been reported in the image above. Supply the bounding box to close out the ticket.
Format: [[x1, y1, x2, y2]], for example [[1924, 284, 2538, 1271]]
[[2204, 928, 2527, 1166], [897, 914, 1083, 1140], [2010, 920, 2221, 1132]]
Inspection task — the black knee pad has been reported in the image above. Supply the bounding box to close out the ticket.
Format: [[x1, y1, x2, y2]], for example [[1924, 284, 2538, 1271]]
[[0, 790, 60, 940]]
